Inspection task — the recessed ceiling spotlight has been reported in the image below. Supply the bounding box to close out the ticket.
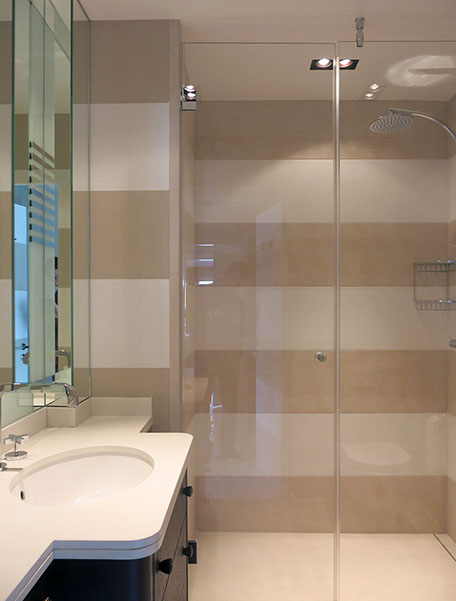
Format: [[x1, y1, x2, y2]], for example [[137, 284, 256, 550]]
[[317, 58, 331, 68], [365, 92, 375, 99], [310, 58, 333, 70], [340, 58, 359, 70], [310, 58, 359, 71], [369, 83, 380, 91]]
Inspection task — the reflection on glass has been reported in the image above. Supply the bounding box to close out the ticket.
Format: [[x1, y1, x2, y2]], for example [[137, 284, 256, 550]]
[[13, 0, 72, 388]]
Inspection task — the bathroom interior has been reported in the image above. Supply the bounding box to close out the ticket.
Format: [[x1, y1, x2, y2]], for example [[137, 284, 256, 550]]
[[2, 0, 456, 600]]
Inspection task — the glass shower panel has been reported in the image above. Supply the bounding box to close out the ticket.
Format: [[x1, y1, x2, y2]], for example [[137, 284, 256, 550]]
[[183, 42, 337, 601], [338, 41, 456, 601]]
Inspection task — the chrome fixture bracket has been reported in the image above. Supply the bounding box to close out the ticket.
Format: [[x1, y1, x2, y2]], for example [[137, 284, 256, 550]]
[[355, 16, 365, 48]]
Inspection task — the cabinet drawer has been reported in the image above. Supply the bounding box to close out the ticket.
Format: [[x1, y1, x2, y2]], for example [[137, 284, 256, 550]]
[[154, 475, 187, 601]]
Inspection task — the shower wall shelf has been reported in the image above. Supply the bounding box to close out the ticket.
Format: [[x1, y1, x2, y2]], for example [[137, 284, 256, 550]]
[[413, 261, 456, 311]]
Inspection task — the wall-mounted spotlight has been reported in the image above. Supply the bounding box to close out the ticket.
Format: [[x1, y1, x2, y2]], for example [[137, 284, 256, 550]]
[[310, 59, 359, 71], [181, 85, 197, 111]]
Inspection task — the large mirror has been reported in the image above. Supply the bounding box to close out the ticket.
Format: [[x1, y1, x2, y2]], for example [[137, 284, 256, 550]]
[[0, 0, 90, 426]]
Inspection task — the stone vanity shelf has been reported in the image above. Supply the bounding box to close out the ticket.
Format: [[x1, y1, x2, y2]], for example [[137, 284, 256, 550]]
[[413, 260, 456, 311], [0, 416, 193, 601]]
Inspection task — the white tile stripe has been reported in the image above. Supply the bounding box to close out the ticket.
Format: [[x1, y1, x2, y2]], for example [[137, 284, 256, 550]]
[[196, 287, 449, 350], [195, 159, 449, 224], [194, 412, 447, 477], [90, 279, 170, 368], [90, 103, 170, 192]]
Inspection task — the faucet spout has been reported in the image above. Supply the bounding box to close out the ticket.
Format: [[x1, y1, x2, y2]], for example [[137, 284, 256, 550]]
[[62, 383, 79, 408]]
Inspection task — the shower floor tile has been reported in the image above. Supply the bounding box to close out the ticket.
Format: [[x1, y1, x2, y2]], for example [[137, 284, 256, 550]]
[[188, 532, 456, 601]]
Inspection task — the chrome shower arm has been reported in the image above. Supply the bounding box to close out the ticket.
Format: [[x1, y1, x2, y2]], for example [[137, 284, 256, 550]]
[[389, 107, 456, 144]]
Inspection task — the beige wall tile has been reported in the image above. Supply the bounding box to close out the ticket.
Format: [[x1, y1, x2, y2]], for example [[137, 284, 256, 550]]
[[91, 367, 170, 431], [0, 106, 10, 191], [195, 223, 256, 286], [195, 223, 334, 287], [341, 350, 448, 413], [195, 100, 448, 160], [73, 21, 90, 105], [0, 22, 12, 106], [73, 367, 90, 399], [196, 350, 447, 414], [447, 477, 456, 542], [341, 223, 448, 287], [195, 475, 334, 532], [448, 93, 456, 159], [340, 476, 446, 533], [73, 191, 90, 280], [0, 193, 11, 279], [195, 475, 445, 533], [195, 223, 447, 287], [195, 350, 334, 413], [195, 100, 333, 160], [449, 351, 456, 417], [91, 21, 170, 104], [90, 191, 169, 279], [0, 280, 11, 368]]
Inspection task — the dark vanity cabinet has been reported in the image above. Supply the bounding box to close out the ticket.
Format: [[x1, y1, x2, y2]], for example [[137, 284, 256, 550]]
[[24, 473, 192, 601]]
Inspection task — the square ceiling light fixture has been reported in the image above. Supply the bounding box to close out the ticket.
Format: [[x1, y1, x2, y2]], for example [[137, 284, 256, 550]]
[[310, 58, 359, 70]]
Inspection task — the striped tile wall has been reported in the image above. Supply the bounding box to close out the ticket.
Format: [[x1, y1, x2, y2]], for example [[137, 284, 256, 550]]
[[88, 21, 179, 430], [191, 98, 452, 533]]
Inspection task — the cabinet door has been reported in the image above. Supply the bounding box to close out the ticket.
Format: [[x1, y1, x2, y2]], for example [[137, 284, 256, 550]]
[[162, 521, 188, 601]]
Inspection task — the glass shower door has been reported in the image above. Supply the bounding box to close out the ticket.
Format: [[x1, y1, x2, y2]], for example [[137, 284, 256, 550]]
[[338, 40, 456, 601], [182, 42, 338, 601]]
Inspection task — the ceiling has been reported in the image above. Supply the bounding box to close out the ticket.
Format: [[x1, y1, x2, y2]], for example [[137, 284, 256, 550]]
[[79, 0, 456, 43], [184, 42, 456, 102]]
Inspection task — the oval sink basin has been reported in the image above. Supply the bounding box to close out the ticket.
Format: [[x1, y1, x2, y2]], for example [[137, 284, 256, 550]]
[[10, 446, 154, 507]]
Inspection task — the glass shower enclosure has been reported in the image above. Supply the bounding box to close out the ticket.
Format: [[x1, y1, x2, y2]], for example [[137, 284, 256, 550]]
[[182, 39, 456, 601]]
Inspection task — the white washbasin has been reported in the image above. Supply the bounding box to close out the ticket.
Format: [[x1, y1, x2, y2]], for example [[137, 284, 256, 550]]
[[10, 446, 154, 507]]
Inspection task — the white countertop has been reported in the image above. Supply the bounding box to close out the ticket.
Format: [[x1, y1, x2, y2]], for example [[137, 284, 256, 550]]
[[0, 416, 193, 601]]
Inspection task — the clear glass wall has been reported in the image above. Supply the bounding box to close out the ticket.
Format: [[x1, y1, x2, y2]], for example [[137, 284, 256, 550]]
[[183, 39, 456, 601], [338, 41, 456, 600], [183, 42, 337, 600]]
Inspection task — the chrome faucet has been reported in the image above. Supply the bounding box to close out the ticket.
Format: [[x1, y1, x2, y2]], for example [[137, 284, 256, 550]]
[[0, 383, 28, 471], [62, 383, 79, 408]]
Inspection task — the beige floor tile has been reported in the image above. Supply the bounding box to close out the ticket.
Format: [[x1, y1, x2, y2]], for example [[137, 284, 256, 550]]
[[189, 532, 456, 601]]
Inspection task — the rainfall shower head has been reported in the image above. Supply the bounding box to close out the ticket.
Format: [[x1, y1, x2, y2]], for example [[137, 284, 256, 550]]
[[369, 112, 414, 133], [369, 108, 456, 143]]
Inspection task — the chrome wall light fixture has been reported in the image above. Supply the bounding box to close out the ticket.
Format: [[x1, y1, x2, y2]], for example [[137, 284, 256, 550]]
[[181, 85, 197, 111]]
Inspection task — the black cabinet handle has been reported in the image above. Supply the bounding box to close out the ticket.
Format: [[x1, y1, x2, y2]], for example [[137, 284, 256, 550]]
[[183, 545, 194, 559], [159, 558, 174, 575], [182, 485, 193, 498]]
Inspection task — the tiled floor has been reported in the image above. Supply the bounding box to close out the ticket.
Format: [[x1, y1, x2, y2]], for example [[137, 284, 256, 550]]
[[189, 532, 456, 601]]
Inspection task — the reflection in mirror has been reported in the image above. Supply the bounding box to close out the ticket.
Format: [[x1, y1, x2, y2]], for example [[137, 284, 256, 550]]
[[0, 0, 91, 427], [13, 0, 72, 387]]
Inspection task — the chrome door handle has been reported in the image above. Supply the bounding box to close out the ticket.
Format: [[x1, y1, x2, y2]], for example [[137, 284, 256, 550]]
[[315, 352, 327, 363]]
